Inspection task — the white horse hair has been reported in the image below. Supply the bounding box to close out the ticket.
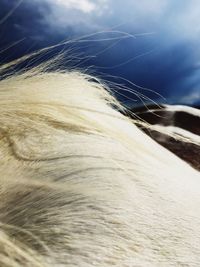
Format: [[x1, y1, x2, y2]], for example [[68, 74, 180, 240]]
[[0, 58, 200, 266]]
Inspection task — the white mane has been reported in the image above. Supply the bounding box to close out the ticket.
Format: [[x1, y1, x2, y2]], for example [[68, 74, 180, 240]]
[[0, 66, 199, 266]]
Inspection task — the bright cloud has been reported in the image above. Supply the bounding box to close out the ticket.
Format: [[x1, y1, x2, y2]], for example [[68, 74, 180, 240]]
[[43, 0, 109, 31], [53, 0, 103, 14]]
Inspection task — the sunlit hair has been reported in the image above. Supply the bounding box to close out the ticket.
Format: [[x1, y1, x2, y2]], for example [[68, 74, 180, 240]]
[[0, 50, 200, 266]]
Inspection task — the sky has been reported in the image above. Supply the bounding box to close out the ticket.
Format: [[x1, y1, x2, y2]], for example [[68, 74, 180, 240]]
[[0, 0, 200, 106]]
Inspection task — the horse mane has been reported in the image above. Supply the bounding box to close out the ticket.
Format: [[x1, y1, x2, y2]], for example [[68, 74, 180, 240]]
[[0, 54, 200, 266]]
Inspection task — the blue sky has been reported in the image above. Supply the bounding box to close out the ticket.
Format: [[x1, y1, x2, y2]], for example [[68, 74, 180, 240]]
[[0, 0, 200, 106]]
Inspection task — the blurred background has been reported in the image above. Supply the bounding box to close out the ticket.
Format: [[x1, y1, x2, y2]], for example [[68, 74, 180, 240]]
[[0, 0, 200, 107]]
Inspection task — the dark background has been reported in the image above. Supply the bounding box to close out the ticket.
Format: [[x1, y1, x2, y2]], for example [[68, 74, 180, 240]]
[[1, 0, 200, 107]]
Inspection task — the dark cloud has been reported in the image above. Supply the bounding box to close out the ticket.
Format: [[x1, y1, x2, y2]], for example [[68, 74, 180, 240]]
[[0, 0, 63, 62]]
